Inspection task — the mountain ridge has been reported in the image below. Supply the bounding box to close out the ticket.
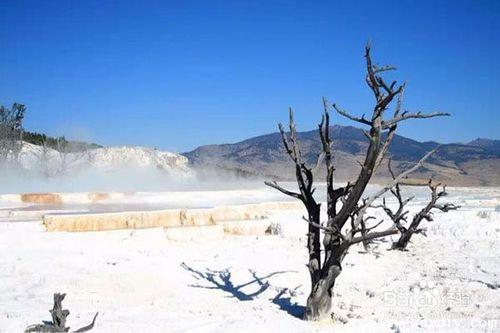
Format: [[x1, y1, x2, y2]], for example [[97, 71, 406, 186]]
[[183, 125, 500, 186]]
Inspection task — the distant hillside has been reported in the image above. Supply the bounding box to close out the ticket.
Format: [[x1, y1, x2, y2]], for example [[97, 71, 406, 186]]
[[184, 126, 500, 186], [468, 138, 500, 155]]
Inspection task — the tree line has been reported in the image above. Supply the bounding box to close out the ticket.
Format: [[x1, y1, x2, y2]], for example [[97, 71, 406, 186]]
[[0, 103, 100, 163]]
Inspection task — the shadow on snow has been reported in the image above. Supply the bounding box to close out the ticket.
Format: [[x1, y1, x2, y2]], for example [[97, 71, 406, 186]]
[[181, 262, 305, 319]]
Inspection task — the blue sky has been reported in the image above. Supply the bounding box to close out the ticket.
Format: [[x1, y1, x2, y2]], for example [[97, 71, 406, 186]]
[[1, 0, 498, 152]]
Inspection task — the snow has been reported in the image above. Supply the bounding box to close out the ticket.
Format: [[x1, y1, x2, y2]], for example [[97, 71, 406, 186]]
[[16, 142, 191, 177], [83, 146, 189, 172], [0, 186, 499, 332], [0, 143, 193, 194]]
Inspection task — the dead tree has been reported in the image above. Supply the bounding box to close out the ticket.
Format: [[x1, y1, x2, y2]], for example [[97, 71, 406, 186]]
[[265, 44, 449, 320], [0, 103, 25, 163], [56, 136, 69, 176], [28, 134, 58, 179], [25, 293, 98, 333], [378, 167, 459, 250]]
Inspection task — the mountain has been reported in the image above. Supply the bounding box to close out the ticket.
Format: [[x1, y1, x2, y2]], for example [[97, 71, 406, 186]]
[[183, 126, 500, 186], [468, 138, 500, 155]]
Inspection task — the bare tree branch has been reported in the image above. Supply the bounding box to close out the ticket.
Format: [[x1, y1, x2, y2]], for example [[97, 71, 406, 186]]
[[372, 64, 397, 74], [347, 226, 399, 246], [264, 181, 301, 200], [266, 107, 322, 291], [333, 103, 372, 126], [347, 148, 438, 239], [392, 180, 460, 250], [373, 84, 406, 173], [382, 111, 450, 129]]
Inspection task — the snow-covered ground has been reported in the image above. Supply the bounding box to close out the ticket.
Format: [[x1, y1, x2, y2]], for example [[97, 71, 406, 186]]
[[0, 186, 499, 332]]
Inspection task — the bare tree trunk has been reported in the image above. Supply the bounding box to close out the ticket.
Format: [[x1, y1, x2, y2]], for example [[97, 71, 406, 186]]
[[304, 248, 343, 320], [305, 282, 333, 320], [25, 293, 98, 333], [392, 228, 414, 250], [306, 203, 321, 289]]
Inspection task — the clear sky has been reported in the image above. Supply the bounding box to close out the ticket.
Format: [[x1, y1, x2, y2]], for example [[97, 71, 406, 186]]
[[1, 0, 499, 152]]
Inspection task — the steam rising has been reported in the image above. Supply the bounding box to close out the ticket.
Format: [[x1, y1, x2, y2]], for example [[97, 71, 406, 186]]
[[0, 143, 266, 194]]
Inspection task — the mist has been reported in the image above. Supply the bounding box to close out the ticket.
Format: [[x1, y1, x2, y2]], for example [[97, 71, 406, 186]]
[[0, 161, 271, 194]]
